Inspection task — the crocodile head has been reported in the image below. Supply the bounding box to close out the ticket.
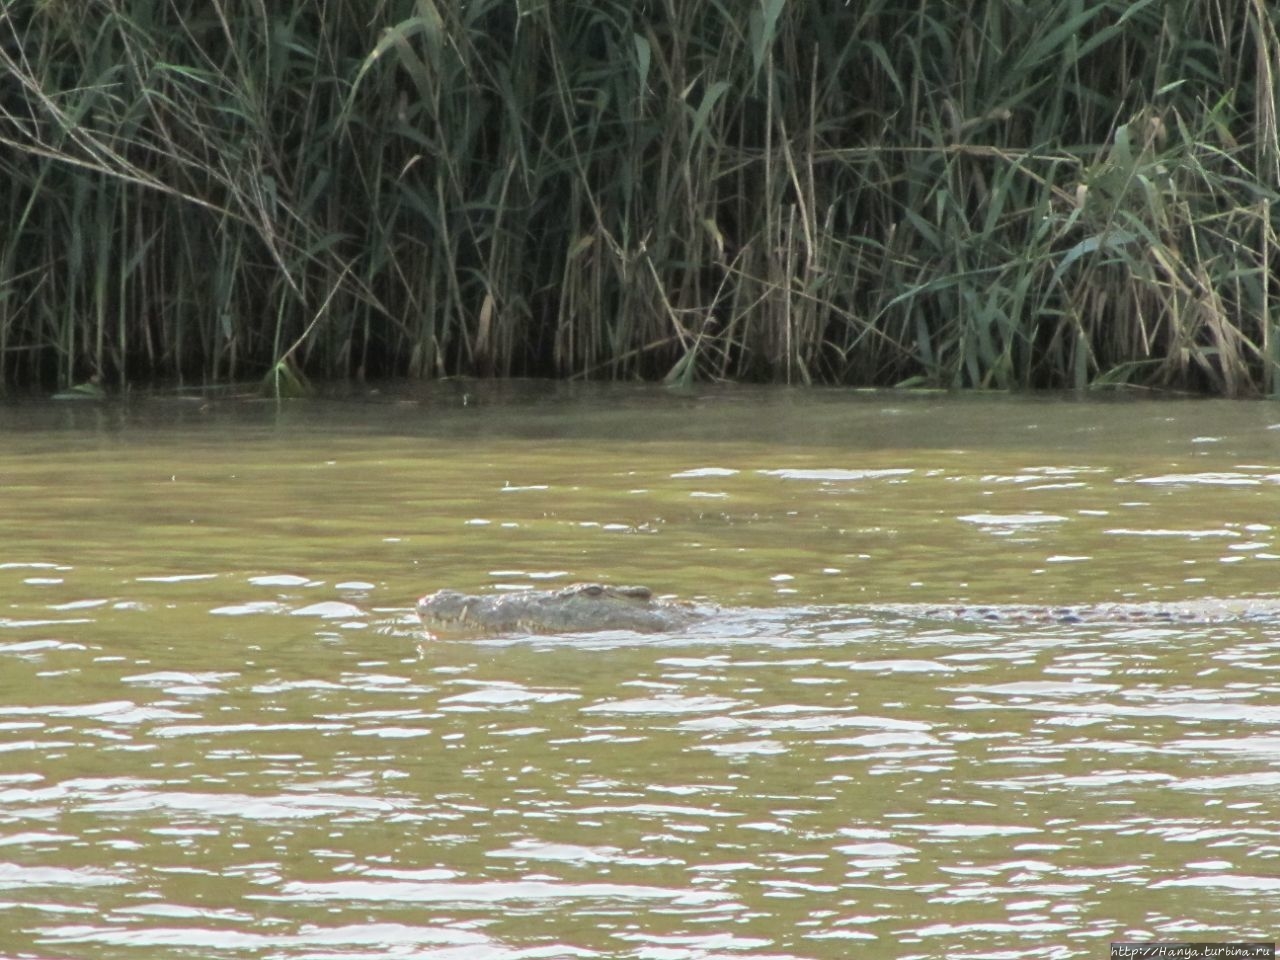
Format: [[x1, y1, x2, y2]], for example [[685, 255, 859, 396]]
[[415, 589, 480, 628], [417, 582, 703, 635]]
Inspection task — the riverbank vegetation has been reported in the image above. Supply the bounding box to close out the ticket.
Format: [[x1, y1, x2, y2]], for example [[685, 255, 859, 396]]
[[2, 0, 1278, 394]]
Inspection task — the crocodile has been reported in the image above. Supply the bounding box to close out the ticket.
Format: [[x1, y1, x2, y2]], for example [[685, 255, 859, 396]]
[[417, 583, 711, 636], [417, 583, 1280, 637]]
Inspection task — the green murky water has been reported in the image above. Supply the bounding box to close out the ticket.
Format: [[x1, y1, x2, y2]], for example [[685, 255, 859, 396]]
[[2, 383, 1279, 959]]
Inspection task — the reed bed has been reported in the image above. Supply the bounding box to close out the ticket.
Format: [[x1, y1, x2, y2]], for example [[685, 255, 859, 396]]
[[1, 0, 1277, 394]]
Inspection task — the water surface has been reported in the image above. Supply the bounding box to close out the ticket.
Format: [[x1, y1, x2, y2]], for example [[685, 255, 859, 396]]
[[2, 383, 1278, 958]]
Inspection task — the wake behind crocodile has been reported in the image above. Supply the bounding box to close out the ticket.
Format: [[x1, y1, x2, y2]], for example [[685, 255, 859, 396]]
[[416, 583, 1280, 638]]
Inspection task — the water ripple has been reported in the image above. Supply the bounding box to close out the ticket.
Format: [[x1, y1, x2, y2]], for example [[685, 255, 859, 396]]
[[269, 879, 734, 907]]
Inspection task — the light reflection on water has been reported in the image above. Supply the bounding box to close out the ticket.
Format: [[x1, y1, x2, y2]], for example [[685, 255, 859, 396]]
[[1, 385, 1279, 958]]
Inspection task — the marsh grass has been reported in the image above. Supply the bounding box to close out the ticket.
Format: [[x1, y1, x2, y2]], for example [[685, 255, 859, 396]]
[[1, 0, 1277, 394]]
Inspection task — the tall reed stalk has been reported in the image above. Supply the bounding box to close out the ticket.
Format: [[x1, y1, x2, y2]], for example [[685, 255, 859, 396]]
[[0, 0, 1277, 393]]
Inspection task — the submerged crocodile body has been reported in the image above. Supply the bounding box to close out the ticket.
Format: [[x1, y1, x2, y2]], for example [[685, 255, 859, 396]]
[[872, 599, 1280, 626], [417, 583, 1280, 636]]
